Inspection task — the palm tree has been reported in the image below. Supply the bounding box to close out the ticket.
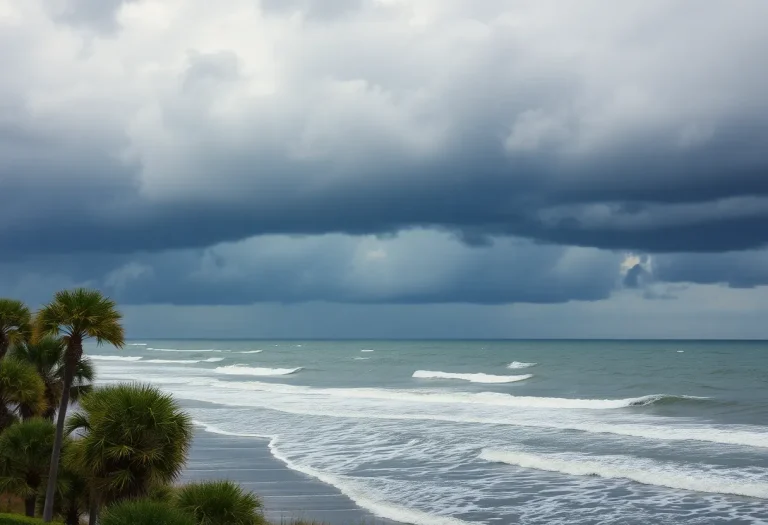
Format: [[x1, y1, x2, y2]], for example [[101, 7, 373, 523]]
[[10, 337, 95, 420], [65, 383, 192, 524], [0, 358, 46, 431], [101, 500, 195, 525], [36, 288, 124, 522], [45, 439, 91, 525], [0, 418, 56, 517], [176, 480, 265, 525], [0, 299, 31, 360]]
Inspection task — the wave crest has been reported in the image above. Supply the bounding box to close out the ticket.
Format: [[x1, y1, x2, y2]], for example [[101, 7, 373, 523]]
[[144, 357, 224, 364], [90, 355, 142, 362], [480, 449, 768, 499], [413, 370, 532, 384], [214, 366, 303, 377], [507, 361, 537, 369]]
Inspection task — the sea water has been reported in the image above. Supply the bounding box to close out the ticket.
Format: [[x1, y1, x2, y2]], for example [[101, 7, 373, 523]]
[[91, 340, 768, 524]]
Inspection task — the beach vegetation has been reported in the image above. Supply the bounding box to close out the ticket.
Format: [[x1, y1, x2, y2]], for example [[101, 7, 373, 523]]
[[0, 301, 32, 360], [175, 480, 265, 525], [100, 500, 195, 525], [35, 288, 124, 522], [0, 360, 46, 432], [9, 339, 94, 421], [65, 383, 192, 523], [0, 420, 56, 517]]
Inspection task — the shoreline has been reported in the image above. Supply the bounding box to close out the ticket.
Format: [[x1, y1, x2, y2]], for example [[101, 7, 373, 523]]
[[182, 427, 398, 525]]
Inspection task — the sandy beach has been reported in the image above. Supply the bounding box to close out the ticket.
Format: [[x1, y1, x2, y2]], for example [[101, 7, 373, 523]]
[[182, 429, 395, 524]]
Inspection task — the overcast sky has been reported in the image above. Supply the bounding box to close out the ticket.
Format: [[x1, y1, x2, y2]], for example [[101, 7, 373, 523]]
[[2, 0, 768, 338]]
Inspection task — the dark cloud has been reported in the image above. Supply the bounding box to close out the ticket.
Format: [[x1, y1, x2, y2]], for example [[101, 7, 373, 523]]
[[0, 232, 623, 306], [3, 1, 768, 266], [654, 251, 768, 289]]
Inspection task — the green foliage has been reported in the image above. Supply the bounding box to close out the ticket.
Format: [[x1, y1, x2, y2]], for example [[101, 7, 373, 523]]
[[0, 513, 62, 524], [41, 447, 89, 525], [0, 300, 32, 359], [65, 383, 193, 504], [35, 288, 124, 522], [0, 419, 55, 517], [10, 338, 94, 420], [101, 500, 195, 525], [0, 360, 46, 431], [176, 480, 265, 525], [34, 289, 124, 349]]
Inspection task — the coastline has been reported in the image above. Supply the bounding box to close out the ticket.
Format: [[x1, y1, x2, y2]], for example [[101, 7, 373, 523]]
[[182, 427, 398, 525]]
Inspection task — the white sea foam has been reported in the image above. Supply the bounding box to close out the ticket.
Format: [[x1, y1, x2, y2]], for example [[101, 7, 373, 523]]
[[239, 350, 263, 354], [193, 421, 470, 525], [480, 449, 768, 499], [267, 439, 471, 525], [354, 357, 371, 360], [90, 355, 143, 362], [144, 358, 224, 364], [413, 370, 533, 384], [128, 343, 147, 346], [507, 361, 537, 369], [361, 349, 375, 352], [148, 348, 225, 353], [214, 366, 303, 376], [159, 380, 768, 449]]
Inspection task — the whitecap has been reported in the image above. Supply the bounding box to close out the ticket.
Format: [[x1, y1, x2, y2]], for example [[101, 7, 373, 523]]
[[361, 349, 375, 352], [148, 348, 225, 353], [239, 350, 263, 354], [90, 355, 143, 362], [413, 370, 532, 384], [480, 449, 768, 499], [214, 366, 303, 377], [507, 361, 537, 369], [144, 357, 224, 364]]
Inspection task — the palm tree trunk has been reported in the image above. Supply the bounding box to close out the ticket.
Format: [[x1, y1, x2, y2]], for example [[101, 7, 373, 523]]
[[65, 506, 80, 525], [0, 332, 7, 360], [88, 493, 100, 525], [24, 495, 36, 517], [42, 365, 73, 522]]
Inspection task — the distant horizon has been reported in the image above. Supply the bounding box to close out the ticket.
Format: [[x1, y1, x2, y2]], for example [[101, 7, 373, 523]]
[[120, 337, 768, 342]]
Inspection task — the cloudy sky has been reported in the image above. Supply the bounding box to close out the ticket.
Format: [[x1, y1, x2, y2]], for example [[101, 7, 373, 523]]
[[2, 0, 768, 338]]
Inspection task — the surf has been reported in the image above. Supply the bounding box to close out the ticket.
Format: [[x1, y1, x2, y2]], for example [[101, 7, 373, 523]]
[[413, 370, 533, 384], [507, 361, 537, 369], [480, 449, 768, 499], [214, 366, 303, 377]]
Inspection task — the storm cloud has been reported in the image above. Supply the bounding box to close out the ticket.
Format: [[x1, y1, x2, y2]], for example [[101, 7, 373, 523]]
[[2, 0, 768, 319]]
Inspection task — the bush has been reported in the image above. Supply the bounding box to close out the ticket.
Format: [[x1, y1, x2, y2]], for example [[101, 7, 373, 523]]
[[176, 480, 264, 525], [0, 513, 62, 524], [101, 500, 195, 525]]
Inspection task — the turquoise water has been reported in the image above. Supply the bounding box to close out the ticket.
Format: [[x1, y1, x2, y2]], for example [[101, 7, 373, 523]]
[[91, 340, 768, 524]]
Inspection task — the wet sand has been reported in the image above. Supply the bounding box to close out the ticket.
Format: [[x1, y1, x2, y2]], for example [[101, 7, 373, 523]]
[[182, 429, 395, 524]]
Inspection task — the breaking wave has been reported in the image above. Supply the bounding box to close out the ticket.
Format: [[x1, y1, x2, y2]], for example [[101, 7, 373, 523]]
[[148, 348, 225, 353], [413, 370, 533, 384], [144, 358, 225, 364], [214, 366, 303, 377], [480, 449, 768, 499], [507, 361, 537, 369], [90, 355, 143, 362]]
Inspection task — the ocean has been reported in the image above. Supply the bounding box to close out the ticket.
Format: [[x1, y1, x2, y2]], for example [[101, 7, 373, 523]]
[[89, 339, 768, 525]]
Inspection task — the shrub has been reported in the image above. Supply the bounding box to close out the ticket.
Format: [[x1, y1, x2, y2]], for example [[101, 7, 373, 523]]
[[0, 512, 62, 524], [101, 500, 195, 525], [176, 480, 265, 525]]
